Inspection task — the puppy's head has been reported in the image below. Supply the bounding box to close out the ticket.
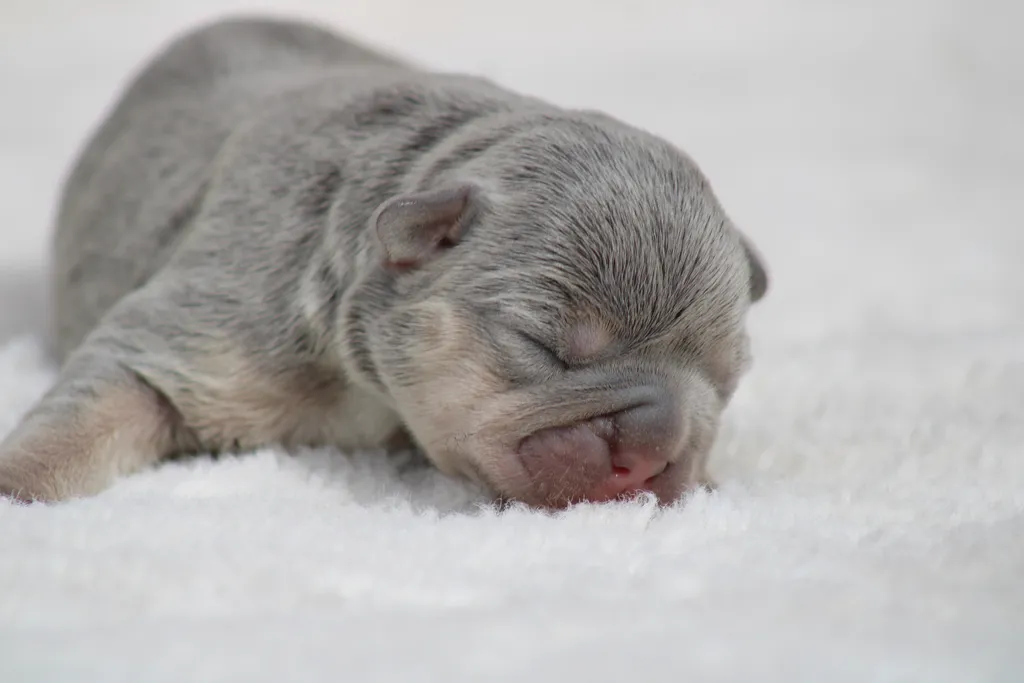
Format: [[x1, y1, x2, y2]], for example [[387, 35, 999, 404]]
[[346, 116, 768, 508]]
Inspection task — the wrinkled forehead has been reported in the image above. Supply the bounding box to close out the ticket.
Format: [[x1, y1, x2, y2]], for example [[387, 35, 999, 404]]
[[467, 191, 749, 348], [446, 119, 751, 340]]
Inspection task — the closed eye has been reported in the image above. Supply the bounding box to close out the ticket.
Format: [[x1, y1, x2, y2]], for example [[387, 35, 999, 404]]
[[515, 330, 567, 370]]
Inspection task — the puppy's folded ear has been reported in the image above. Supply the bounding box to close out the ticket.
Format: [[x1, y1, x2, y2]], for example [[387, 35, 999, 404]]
[[372, 184, 480, 271], [738, 232, 769, 303]]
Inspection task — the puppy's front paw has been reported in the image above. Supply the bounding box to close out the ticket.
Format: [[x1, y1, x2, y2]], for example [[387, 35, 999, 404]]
[[0, 349, 190, 503], [0, 451, 60, 504]]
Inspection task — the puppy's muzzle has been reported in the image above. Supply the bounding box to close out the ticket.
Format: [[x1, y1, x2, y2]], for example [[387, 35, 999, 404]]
[[514, 384, 688, 506]]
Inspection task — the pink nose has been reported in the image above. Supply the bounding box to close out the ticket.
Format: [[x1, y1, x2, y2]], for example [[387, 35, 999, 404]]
[[606, 455, 669, 496]]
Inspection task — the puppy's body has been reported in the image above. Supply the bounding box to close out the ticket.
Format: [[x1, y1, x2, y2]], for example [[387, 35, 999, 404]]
[[49, 18, 498, 455], [1, 16, 769, 506]]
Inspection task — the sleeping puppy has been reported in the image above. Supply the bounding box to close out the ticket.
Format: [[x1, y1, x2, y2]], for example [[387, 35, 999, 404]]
[[0, 16, 769, 508]]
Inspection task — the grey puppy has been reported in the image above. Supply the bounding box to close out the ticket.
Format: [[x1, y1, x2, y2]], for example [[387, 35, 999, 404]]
[[0, 16, 769, 508]]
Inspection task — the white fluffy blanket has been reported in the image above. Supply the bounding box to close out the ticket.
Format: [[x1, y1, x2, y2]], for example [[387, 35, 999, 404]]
[[1, 1, 1022, 681]]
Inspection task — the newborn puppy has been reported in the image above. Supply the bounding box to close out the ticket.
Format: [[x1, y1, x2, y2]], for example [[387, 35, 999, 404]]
[[0, 16, 769, 508]]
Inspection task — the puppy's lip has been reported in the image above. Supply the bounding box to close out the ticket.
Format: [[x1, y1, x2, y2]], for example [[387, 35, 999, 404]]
[[502, 461, 686, 510], [477, 438, 695, 509]]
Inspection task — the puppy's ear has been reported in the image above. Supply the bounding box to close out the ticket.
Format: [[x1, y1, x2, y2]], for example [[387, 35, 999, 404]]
[[738, 232, 769, 303], [372, 184, 479, 271]]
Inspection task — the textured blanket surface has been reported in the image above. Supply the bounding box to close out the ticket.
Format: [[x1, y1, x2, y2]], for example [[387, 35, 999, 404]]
[[1, 1, 1022, 681]]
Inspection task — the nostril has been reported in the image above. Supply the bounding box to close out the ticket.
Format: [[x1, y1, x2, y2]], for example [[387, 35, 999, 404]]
[[589, 456, 669, 501], [611, 456, 668, 486]]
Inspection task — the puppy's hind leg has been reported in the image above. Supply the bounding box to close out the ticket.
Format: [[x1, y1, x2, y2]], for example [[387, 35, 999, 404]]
[[0, 348, 190, 503]]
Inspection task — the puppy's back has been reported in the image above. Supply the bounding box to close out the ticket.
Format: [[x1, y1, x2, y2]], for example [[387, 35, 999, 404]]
[[51, 16, 407, 361], [115, 16, 406, 106]]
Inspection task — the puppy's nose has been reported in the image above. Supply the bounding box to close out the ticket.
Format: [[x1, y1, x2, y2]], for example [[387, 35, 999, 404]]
[[602, 452, 669, 497], [590, 398, 677, 499], [613, 396, 678, 456]]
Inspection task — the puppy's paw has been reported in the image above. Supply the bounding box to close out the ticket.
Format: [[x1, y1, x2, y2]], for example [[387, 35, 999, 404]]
[[0, 457, 58, 504], [0, 419, 82, 504], [0, 358, 183, 503]]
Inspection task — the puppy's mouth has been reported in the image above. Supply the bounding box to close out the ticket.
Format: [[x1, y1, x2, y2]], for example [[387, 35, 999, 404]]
[[468, 413, 696, 509], [582, 460, 678, 503], [417, 367, 711, 509], [486, 459, 694, 511]]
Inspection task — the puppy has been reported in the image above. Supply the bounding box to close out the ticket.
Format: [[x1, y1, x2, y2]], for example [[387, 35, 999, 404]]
[[0, 16, 769, 508]]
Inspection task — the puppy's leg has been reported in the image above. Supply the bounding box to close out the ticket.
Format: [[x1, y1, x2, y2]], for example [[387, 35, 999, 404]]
[[0, 350, 187, 503]]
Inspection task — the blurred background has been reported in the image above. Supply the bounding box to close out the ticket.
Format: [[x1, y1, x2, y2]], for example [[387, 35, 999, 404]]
[[0, 0, 1021, 347]]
